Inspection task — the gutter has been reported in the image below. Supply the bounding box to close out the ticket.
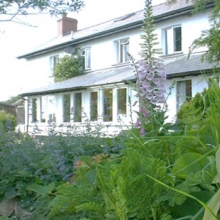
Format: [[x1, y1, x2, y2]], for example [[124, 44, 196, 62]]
[[17, 3, 214, 59]]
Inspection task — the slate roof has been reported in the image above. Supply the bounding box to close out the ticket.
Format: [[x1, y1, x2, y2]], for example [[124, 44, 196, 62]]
[[21, 54, 219, 96], [17, 1, 214, 59]]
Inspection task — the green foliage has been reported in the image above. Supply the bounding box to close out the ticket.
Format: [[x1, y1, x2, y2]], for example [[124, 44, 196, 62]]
[[0, 110, 16, 131], [0, 125, 124, 219], [177, 82, 220, 146], [0, 0, 84, 20], [4, 95, 22, 105], [140, 0, 162, 59], [53, 50, 84, 82], [189, 22, 220, 64]]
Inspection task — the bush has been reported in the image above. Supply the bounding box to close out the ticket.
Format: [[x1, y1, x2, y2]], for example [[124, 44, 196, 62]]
[[0, 110, 16, 131], [53, 49, 84, 82]]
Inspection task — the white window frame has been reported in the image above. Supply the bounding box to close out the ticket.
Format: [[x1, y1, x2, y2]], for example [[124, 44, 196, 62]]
[[176, 80, 192, 111], [81, 47, 91, 70], [163, 26, 182, 55], [114, 38, 129, 63], [49, 55, 59, 77]]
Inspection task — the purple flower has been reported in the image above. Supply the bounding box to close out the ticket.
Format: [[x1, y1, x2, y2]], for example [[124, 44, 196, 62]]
[[143, 112, 148, 118], [146, 93, 153, 100], [135, 119, 140, 127], [140, 127, 146, 136], [146, 73, 154, 80]]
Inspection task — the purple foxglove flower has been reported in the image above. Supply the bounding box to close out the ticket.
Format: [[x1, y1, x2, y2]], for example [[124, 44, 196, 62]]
[[149, 67, 156, 73], [140, 106, 144, 113], [146, 73, 154, 80], [157, 96, 166, 103], [143, 112, 148, 118], [146, 93, 153, 100], [151, 98, 158, 105], [145, 85, 153, 93], [155, 91, 164, 98], [140, 127, 146, 136], [138, 71, 147, 80], [135, 119, 140, 127], [142, 81, 151, 88], [152, 78, 161, 85]]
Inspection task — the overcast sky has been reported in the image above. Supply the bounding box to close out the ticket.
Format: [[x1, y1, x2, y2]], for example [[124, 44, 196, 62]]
[[0, 0, 166, 101]]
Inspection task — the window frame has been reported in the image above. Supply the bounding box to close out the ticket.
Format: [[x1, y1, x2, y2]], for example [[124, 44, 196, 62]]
[[49, 55, 59, 77], [81, 47, 91, 70], [176, 80, 192, 111], [163, 25, 182, 55], [114, 38, 129, 63]]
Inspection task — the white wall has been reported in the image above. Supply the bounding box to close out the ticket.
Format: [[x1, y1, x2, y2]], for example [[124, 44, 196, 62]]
[[20, 8, 214, 133]]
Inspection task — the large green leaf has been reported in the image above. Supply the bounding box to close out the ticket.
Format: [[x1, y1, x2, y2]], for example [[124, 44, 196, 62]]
[[203, 188, 220, 220], [4, 187, 16, 200], [172, 152, 212, 180], [27, 183, 55, 196], [213, 147, 220, 183]]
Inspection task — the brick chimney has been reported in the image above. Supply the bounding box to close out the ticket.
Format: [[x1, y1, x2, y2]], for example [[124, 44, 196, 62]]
[[57, 14, 78, 37]]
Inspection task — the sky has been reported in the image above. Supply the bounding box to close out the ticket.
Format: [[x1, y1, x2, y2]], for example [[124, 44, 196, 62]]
[[0, 0, 166, 101]]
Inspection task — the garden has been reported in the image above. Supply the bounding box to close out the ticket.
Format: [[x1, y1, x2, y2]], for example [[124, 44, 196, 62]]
[[1, 0, 220, 219]]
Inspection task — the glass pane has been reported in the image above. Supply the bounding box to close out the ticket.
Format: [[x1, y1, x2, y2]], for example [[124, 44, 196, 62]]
[[41, 96, 46, 123], [103, 89, 113, 122], [74, 93, 82, 122], [117, 88, 127, 115], [90, 92, 98, 121], [186, 80, 192, 101], [176, 80, 192, 110], [32, 98, 37, 123], [48, 95, 56, 123], [123, 43, 129, 62], [174, 27, 182, 52], [63, 94, 70, 122], [86, 48, 91, 69], [114, 41, 119, 63], [166, 28, 173, 54]]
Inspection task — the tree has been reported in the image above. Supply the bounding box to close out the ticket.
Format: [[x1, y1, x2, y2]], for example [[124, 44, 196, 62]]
[[4, 95, 22, 104], [167, 0, 220, 64], [0, 0, 84, 22], [53, 49, 84, 82]]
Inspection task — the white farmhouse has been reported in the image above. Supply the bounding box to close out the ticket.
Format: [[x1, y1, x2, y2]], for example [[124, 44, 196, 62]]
[[17, 0, 217, 135]]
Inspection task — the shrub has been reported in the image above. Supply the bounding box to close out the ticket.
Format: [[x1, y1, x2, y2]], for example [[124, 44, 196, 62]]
[[0, 110, 16, 131], [53, 49, 84, 82]]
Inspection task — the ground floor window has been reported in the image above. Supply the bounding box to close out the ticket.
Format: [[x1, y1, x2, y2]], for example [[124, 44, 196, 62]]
[[103, 89, 113, 122], [90, 92, 98, 121], [40, 96, 46, 123], [63, 94, 71, 122], [176, 80, 192, 110], [48, 95, 56, 123], [117, 88, 127, 116], [31, 98, 37, 123], [74, 93, 82, 122]]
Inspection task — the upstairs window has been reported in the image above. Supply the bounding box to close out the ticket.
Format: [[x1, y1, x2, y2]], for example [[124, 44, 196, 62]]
[[176, 80, 192, 110], [114, 38, 129, 63], [164, 26, 182, 55], [81, 48, 91, 70], [50, 55, 59, 76]]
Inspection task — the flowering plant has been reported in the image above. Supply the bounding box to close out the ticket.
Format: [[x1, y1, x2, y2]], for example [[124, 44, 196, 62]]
[[132, 0, 168, 135]]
